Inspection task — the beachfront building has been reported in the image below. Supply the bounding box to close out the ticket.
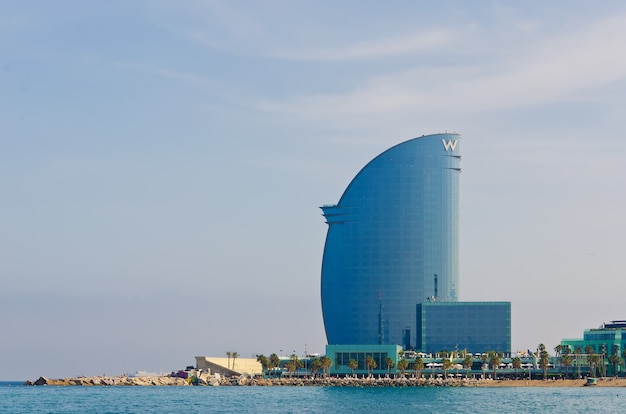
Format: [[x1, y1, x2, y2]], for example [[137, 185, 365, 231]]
[[320, 133, 511, 354], [560, 320, 626, 376], [195, 356, 263, 377], [417, 302, 511, 354], [326, 344, 402, 377], [561, 320, 626, 354], [320, 133, 461, 348]]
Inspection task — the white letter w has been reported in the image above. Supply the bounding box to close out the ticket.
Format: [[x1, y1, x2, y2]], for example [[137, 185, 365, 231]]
[[442, 139, 458, 151]]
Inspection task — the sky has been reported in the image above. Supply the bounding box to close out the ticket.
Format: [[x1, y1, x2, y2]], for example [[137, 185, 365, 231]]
[[2, 0, 626, 381]]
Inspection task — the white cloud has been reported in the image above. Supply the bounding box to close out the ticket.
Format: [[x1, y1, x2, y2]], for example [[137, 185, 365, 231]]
[[255, 14, 626, 123], [185, 25, 455, 62], [265, 29, 454, 62]]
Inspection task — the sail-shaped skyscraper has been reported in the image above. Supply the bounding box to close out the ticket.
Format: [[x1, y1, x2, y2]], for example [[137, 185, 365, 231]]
[[320, 133, 461, 348]]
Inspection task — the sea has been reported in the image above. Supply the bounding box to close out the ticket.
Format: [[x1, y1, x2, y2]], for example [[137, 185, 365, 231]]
[[1, 381, 624, 413]]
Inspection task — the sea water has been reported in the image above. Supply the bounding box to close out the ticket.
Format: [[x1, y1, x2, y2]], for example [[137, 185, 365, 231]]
[[1, 382, 624, 413]]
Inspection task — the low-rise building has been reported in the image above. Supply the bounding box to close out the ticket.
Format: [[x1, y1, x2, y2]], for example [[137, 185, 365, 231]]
[[416, 302, 511, 354], [560, 320, 626, 377], [195, 356, 262, 377]]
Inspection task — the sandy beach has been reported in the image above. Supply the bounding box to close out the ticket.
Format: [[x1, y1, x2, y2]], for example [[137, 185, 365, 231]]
[[474, 377, 626, 387]]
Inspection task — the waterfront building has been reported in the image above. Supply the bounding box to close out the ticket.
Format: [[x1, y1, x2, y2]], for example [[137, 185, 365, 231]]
[[560, 320, 626, 376], [561, 320, 626, 355], [195, 356, 263, 376], [321, 133, 461, 347], [326, 344, 402, 377], [320, 132, 511, 355], [416, 302, 511, 354]]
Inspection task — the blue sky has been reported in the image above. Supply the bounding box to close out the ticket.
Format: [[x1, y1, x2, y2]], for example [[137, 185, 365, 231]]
[[2, 0, 626, 380]]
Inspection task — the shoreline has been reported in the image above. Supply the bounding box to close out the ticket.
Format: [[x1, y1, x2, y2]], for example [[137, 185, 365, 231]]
[[24, 376, 626, 388]]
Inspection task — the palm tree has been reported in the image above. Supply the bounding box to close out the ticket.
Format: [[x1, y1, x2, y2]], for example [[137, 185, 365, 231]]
[[535, 344, 549, 380], [284, 354, 302, 377], [588, 354, 601, 378], [288, 353, 303, 377], [232, 352, 239, 371], [599, 344, 608, 377], [609, 355, 621, 378], [320, 355, 332, 377], [265, 356, 276, 378], [397, 358, 408, 378], [554, 344, 564, 358], [539, 350, 550, 380], [487, 351, 500, 379], [480, 352, 488, 365], [385, 356, 395, 377], [574, 347, 583, 378], [348, 359, 358, 377], [365, 355, 377, 377], [308, 357, 319, 377], [560, 345, 571, 378], [611, 345, 621, 377], [284, 361, 296, 377], [463, 355, 474, 379], [561, 354, 572, 379], [310, 357, 322, 377], [414, 356, 424, 379], [226, 351, 232, 370], [537, 343, 545, 361], [442, 358, 453, 379], [256, 354, 268, 376], [512, 357, 522, 380], [269, 353, 280, 377], [584, 345, 595, 377]]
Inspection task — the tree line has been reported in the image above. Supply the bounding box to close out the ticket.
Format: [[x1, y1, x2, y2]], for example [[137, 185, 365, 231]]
[[237, 342, 626, 380], [255, 353, 333, 377]]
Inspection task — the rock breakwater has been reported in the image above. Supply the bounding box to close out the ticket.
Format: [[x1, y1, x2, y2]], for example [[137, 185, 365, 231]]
[[27, 375, 621, 387], [25, 376, 190, 387], [25, 375, 479, 387]]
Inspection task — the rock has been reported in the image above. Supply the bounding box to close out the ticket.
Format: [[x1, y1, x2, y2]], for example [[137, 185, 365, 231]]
[[34, 377, 48, 386]]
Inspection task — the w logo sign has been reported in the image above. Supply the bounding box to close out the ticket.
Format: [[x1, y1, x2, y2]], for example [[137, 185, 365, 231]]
[[442, 139, 458, 151]]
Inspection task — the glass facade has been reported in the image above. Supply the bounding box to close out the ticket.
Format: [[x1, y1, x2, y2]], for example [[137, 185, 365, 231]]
[[561, 321, 626, 355], [326, 344, 402, 375], [560, 321, 626, 376], [321, 133, 461, 346], [416, 302, 511, 353]]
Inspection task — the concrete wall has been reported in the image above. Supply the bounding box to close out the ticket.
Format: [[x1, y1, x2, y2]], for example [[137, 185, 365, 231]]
[[195, 356, 263, 376]]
